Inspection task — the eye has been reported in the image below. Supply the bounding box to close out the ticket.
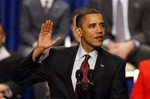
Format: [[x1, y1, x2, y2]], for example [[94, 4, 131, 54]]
[[100, 23, 105, 27], [89, 24, 96, 28]]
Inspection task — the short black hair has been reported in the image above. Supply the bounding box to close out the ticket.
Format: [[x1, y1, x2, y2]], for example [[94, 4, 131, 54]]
[[71, 8, 86, 24], [76, 8, 102, 28]]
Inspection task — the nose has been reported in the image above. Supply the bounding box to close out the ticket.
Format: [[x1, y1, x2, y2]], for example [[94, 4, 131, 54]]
[[96, 26, 103, 34]]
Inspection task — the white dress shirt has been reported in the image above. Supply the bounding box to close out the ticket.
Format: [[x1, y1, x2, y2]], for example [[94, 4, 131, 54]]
[[0, 46, 10, 61], [71, 43, 98, 90]]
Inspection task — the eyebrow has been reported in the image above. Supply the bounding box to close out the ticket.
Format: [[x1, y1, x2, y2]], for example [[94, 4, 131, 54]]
[[88, 22, 105, 26], [99, 22, 105, 26]]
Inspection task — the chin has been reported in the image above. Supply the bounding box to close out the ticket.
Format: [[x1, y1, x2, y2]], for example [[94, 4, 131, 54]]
[[93, 43, 102, 47]]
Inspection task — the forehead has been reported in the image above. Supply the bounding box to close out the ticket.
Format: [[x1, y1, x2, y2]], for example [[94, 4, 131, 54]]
[[82, 14, 104, 24]]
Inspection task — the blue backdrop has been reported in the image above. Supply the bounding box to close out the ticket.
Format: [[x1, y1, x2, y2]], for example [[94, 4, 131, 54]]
[[1, 0, 89, 51]]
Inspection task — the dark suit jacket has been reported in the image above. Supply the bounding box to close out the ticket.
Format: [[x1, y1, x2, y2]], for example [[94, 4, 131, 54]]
[[14, 45, 129, 99], [89, 0, 150, 44], [19, 0, 70, 52]]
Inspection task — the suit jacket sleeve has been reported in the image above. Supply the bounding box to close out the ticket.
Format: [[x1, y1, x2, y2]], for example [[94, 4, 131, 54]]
[[13, 50, 53, 86], [6, 81, 27, 96]]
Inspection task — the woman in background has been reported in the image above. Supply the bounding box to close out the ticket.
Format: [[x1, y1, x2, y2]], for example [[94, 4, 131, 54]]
[[130, 59, 150, 99]]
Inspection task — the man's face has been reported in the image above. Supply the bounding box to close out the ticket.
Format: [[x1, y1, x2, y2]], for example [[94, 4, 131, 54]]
[[77, 14, 105, 52]]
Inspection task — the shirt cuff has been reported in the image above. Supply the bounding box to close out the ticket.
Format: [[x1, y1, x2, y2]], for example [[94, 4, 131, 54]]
[[32, 42, 37, 47]]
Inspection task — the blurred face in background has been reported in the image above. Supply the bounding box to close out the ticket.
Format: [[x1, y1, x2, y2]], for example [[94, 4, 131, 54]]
[[0, 25, 5, 47]]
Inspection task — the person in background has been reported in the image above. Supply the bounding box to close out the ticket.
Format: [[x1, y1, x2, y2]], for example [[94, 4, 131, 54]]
[[13, 8, 129, 99], [130, 59, 150, 99], [65, 8, 85, 47], [0, 24, 26, 99], [70, 8, 83, 45], [18, 0, 70, 56], [88, 0, 150, 68]]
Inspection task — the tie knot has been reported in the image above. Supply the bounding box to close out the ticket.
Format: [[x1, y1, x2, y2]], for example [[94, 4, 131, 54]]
[[84, 54, 90, 62], [117, 0, 122, 7], [45, 0, 48, 3], [45, 0, 49, 7]]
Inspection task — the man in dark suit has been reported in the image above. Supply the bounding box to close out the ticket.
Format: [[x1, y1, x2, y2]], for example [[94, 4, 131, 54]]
[[18, 0, 70, 56], [88, 0, 150, 67], [14, 9, 129, 99]]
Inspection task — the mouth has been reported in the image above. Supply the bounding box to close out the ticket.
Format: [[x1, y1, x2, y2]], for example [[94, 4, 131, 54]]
[[95, 35, 104, 41]]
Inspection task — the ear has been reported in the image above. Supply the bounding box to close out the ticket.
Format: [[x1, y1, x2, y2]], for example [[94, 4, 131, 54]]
[[75, 27, 82, 37], [2, 38, 5, 43]]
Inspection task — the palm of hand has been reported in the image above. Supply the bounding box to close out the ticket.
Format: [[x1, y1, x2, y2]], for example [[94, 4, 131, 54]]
[[37, 20, 61, 50]]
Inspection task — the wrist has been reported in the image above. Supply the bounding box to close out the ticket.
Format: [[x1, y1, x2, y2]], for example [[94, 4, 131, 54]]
[[32, 47, 45, 61], [127, 40, 136, 51]]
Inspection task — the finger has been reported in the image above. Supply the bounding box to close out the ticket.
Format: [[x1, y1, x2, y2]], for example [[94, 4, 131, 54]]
[[44, 21, 48, 32], [40, 23, 45, 37], [49, 21, 53, 36], [45, 20, 49, 32], [43, 20, 51, 37], [43, 21, 51, 37], [51, 37, 61, 45], [46, 20, 51, 33]]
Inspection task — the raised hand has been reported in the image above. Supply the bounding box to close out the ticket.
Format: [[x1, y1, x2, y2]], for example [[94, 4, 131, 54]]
[[37, 20, 61, 50], [33, 20, 61, 59]]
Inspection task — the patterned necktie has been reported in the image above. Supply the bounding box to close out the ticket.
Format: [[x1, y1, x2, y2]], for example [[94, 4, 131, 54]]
[[80, 54, 90, 83], [116, 0, 125, 42]]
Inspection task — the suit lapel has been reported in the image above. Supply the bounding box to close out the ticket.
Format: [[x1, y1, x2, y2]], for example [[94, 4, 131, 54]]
[[108, 0, 113, 22], [94, 48, 108, 83], [128, 0, 134, 31], [46, 0, 59, 19], [63, 46, 79, 99]]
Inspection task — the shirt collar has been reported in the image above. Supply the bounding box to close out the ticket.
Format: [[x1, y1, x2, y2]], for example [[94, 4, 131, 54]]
[[40, 0, 54, 8], [0, 46, 10, 60], [76, 43, 98, 61]]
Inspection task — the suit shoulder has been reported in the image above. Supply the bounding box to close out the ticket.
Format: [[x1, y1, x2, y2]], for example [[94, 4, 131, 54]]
[[55, 0, 70, 9], [50, 46, 76, 52], [22, 0, 37, 6], [22, 0, 32, 5]]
